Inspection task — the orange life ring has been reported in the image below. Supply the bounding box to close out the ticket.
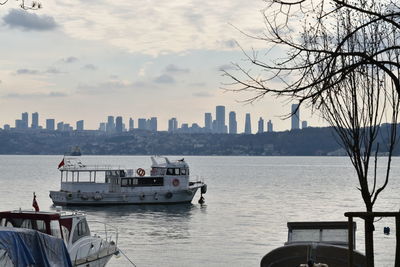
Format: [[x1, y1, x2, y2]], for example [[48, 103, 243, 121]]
[[172, 179, 180, 187], [137, 168, 145, 177]]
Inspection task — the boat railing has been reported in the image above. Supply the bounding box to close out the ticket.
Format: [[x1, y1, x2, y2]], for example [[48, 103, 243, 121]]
[[61, 164, 125, 171], [87, 220, 119, 246]]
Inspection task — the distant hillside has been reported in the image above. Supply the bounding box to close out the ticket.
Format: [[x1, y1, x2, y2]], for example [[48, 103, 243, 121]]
[[0, 126, 397, 156]]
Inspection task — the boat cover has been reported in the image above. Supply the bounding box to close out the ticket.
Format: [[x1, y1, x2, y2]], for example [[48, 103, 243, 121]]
[[0, 227, 72, 267]]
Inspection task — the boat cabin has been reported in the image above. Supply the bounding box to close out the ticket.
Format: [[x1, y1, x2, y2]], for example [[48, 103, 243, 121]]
[[286, 221, 357, 249], [0, 210, 90, 246]]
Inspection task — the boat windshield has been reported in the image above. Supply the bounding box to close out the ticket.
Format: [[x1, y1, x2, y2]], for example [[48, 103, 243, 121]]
[[0, 218, 47, 234]]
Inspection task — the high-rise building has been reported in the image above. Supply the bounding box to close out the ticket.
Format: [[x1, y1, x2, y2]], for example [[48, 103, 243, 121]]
[[258, 117, 264, 133], [46, 119, 55, 130], [149, 117, 157, 132], [204, 113, 212, 132], [3, 124, 10, 130], [31, 112, 39, 129], [106, 116, 115, 133], [267, 120, 273, 132], [21, 112, 28, 129], [129, 118, 134, 131], [244, 113, 252, 134], [302, 121, 308, 128], [168, 118, 178, 132], [215, 106, 226, 133], [76, 120, 84, 131], [15, 120, 22, 129], [138, 118, 147, 130], [291, 104, 300, 130], [63, 123, 72, 131], [115, 116, 123, 133], [228, 111, 237, 134], [99, 123, 106, 132], [57, 122, 64, 131]]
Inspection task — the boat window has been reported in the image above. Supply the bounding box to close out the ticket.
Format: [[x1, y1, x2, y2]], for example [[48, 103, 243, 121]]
[[175, 168, 180, 175], [0, 218, 5, 226], [291, 229, 320, 242], [181, 169, 186, 175], [50, 220, 62, 239], [61, 225, 70, 244], [121, 179, 129, 186], [21, 219, 33, 229], [321, 229, 347, 243], [120, 170, 126, 177], [35, 220, 47, 233], [72, 219, 91, 243], [166, 168, 174, 175]]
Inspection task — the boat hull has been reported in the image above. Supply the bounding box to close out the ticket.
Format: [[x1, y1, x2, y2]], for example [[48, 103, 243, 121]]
[[50, 187, 201, 206], [260, 243, 366, 267]]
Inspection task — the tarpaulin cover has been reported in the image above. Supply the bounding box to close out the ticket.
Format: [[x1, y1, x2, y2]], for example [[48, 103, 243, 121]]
[[0, 227, 72, 267]]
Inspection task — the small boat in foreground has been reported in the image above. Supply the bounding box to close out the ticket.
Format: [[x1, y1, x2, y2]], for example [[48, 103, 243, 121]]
[[0, 209, 118, 267], [260, 221, 366, 267], [50, 156, 207, 205]]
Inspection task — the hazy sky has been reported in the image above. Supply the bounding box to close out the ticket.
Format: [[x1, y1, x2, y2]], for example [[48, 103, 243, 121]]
[[0, 0, 324, 132]]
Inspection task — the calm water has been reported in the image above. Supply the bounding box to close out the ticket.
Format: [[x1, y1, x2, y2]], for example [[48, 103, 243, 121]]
[[0, 155, 399, 266]]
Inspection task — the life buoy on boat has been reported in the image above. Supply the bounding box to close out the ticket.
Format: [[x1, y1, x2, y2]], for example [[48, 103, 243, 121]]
[[165, 192, 173, 199], [137, 168, 146, 177], [172, 179, 180, 187]]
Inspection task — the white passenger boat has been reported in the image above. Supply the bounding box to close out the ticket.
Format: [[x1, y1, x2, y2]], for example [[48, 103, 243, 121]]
[[0, 209, 119, 267], [50, 156, 207, 205], [260, 221, 366, 267]]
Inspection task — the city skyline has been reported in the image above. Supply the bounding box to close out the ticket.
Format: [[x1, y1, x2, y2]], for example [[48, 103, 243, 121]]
[[3, 105, 310, 134]]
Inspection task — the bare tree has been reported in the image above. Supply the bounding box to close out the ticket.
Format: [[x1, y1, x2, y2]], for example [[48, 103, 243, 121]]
[[0, 0, 41, 10], [224, 1, 400, 266]]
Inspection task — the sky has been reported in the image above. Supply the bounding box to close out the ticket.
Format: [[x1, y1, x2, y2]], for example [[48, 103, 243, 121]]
[[0, 0, 325, 132]]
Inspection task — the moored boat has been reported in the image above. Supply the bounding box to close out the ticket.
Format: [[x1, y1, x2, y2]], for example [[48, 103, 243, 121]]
[[260, 221, 366, 267], [0, 209, 119, 267], [50, 156, 207, 205]]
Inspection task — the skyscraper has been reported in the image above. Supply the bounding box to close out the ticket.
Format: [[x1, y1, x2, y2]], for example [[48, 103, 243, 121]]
[[168, 118, 178, 132], [291, 104, 300, 130], [228, 111, 237, 134], [115, 116, 123, 133], [46, 119, 55, 130], [258, 117, 264, 133], [302, 121, 308, 129], [76, 120, 84, 131], [99, 123, 106, 132], [138, 118, 147, 130], [15, 120, 22, 129], [31, 112, 39, 129], [215, 106, 226, 133], [21, 112, 28, 129], [129, 118, 134, 131], [267, 120, 273, 132], [57, 122, 64, 131], [244, 113, 252, 134], [106, 116, 115, 133], [149, 117, 157, 132], [204, 113, 212, 132]]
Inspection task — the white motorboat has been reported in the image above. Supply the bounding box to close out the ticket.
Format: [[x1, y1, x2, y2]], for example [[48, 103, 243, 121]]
[[0, 209, 119, 267], [260, 221, 366, 267], [50, 156, 207, 205]]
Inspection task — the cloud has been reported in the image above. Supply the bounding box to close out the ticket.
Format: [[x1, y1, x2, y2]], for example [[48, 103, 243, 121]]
[[3, 9, 58, 31], [16, 69, 40, 75], [46, 67, 64, 74], [165, 64, 190, 74], [193, 91, 214, 98], [4, 92, 67, 99], [153, 74, 175, 84], [82, 64, 97, 70], [77, 81, 131, 94], [61, 56, 79, 63]]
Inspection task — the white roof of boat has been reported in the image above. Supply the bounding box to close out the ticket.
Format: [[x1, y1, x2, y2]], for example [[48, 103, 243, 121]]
[[151, 156, 189, 168]]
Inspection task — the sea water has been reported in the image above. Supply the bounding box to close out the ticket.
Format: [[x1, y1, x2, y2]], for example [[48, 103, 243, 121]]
[[0, 155, 399, 266]]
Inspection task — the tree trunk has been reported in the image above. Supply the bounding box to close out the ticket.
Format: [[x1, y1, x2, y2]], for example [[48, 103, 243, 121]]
[[365, 210, 374, 267]]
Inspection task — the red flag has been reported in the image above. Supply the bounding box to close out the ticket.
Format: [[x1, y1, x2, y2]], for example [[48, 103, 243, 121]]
[[58, 159, 65, 169], [32, 193, 39, 212]]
